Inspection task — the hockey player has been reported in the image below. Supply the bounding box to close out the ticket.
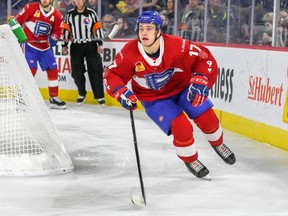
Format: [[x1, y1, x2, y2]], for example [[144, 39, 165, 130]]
[[103, 11, 236, 179], [8, 0, 66, 109]]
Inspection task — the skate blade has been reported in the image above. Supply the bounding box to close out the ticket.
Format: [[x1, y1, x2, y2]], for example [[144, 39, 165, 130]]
[[50, 105, 67, 110], [202, 174, 211, 181]]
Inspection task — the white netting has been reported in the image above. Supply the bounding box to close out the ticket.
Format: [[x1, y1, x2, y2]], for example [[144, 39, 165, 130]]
[[0, 24, 74, 176]]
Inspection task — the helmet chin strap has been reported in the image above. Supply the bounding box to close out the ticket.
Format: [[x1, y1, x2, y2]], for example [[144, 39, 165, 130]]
[[148, 32, 161, 47]]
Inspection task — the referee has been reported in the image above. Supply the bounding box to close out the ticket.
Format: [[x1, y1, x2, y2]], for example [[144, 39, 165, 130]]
[[62, 0, 105, 106]]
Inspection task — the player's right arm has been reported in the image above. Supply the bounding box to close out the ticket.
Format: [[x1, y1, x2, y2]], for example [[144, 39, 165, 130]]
[[15, 3, 32, 25], [103, 47, 138, 110], [49, 9, 64, 47]]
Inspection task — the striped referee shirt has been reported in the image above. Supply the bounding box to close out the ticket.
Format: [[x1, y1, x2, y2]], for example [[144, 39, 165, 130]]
[[63, 6, 104, 46]]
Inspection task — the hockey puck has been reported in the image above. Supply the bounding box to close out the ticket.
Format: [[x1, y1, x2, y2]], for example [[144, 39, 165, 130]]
[[131, 195, 145, 206]]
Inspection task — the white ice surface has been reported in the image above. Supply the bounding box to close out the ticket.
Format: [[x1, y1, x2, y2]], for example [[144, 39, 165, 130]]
[[0, 103, 288, 216]]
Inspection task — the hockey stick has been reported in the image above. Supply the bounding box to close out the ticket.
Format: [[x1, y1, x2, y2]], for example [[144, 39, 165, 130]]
[[24, 37, 106, 43], [107, 24, 120, 40], [24, 22, 121, 43], [129, 109, 147, 206]]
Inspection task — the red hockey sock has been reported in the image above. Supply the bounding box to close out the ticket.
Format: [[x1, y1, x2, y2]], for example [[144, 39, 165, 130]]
[[47, 68, 59, 97], [30, 68, 37, 77], [193, 109, 223, 146], [171, 113, 197, 163]]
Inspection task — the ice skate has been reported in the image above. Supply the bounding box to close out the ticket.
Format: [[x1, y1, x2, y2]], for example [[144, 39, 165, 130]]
[[97, 98, 105, 107], [185, 159, 211, 180], [49, 97, 66, 109], [77, 95, 86, 106], [212, 143, 236, 165]]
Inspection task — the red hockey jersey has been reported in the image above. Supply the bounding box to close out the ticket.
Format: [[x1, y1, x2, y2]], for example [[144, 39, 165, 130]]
[[104, 34, 218, 102], [16, 2, 63, 50]]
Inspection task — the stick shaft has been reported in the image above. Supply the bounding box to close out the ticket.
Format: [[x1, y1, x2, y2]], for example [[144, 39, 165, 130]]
[[25, 38, 105, 43], [130, 109, 146, 205]]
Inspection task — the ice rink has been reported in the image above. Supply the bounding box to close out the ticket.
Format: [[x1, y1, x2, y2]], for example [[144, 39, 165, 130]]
[[0, 103, 288, 216]]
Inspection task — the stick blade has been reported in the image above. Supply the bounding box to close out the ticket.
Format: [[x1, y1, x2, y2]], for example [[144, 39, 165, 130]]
[[131, 195, 146, 207]]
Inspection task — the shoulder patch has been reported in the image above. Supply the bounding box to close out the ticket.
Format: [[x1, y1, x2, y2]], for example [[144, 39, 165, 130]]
[[135, 61, 145, 72]]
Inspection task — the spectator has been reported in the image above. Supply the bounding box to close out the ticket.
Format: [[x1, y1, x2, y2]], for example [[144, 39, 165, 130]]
[[179, 0, 204, 41], [206, 0, 228, 43], [65, 0, 76, 13], [102, 13, 117, 38], [57, 0, 72, 15], [134, 0, 159, 12], [124, 0, 138, 12], [104, 0, 119, 15], [86, 0, 111, 17], [261, 12, 273, 45], [111, 0, 137, 19], [238, 0, 271, 44], [160, 13, 168, 33], [155, 0, 166, 12], [166, 0, 176, 35], [86, 0, 98, 12], [183, 0, 201, 14], [160, 0, 180, 35], [278, 10, 288, 47], [114, 15, 136, 38], [261, 11, 288, 47]]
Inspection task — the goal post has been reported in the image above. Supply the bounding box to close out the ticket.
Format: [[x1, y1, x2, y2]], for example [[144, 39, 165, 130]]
[[0, 24, 74, 176]]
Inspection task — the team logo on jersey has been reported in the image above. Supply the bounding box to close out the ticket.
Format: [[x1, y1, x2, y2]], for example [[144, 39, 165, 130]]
[[144, 68, 183, 90], [34, 21, 52, 36], [135, 61, 145, 72], [34, 10, 40, 18], [199, 50, 208, 59], [83, 17, 90, 25], [158, 115, 164, 122]]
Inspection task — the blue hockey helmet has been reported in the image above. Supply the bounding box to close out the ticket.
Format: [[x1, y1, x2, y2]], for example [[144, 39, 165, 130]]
[[137, 11, 163, 30]]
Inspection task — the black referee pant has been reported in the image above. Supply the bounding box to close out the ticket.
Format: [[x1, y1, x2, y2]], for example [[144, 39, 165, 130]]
[[70, 42, 104, 100]]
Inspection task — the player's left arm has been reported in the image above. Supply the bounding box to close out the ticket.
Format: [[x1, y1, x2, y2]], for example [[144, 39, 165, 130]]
[[189, 43, 218, 88], [185, 42, 218, 106], [15, 4, 31, 25], [49, 11, 64, 46]]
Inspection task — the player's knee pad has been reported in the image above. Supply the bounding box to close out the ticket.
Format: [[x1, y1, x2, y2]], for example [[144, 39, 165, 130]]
[[194, 109, 223, 145], [171, 113, 194, 147]]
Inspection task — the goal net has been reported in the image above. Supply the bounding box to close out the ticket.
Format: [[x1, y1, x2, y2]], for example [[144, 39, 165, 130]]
[[0, 24, 74, 176]]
